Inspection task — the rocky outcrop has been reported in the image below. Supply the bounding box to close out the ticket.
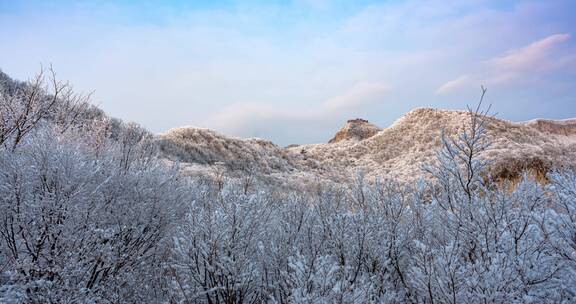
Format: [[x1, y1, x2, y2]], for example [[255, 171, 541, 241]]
[[328, 118, 381, 143]]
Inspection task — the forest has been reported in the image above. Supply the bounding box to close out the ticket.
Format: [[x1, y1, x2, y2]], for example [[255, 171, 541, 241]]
[[1, 69, 576, 303]]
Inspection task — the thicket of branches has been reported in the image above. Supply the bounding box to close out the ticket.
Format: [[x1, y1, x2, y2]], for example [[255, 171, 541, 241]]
[[1, 71, 576, 303]]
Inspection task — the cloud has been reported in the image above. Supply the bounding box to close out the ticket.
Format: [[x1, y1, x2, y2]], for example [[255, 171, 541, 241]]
[[436, 75, 471, 94], [489, 33, 571, 73], [437, 33, 574, 93], [322, 82, 390, 111], [205, 82, 391, 143]]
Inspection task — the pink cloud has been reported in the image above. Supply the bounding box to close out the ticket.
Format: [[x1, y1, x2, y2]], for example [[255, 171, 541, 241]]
[[206, 82, 391, 136], [437, 33, 573, 93], [436, 75, 471, 94], [322, 82, 390, 111], [489, 33, 571, 73]]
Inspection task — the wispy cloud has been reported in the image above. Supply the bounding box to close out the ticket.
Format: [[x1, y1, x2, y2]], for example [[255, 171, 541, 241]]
[[436, 76, 471, 95], [206, 82, 391, 141], [487, 33, 573, 84], [491, 33, 570, 68], [322, 82, 390, 112], [437, 33, 574, 94]]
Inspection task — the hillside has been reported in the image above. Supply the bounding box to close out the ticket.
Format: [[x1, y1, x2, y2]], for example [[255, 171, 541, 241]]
[[3, 69, 576, 303], [160, 108, 576, 185]]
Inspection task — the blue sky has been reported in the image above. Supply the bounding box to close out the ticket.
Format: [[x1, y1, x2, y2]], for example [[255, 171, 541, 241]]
[[1, 0, 575, 145]]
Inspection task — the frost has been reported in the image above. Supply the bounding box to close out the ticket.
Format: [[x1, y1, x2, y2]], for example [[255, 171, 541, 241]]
[[1, 70, 576, 303]]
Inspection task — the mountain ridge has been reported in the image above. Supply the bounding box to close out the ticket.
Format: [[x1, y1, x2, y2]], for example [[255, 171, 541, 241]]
[[159, 108, 576, 187]]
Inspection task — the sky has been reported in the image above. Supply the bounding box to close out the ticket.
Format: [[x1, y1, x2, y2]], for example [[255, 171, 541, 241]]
[[1, 0, 575, 145]]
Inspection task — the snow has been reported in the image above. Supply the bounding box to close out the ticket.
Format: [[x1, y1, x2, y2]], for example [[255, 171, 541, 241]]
[[160, 108, 576, 189], [2, 70, 576, 303]]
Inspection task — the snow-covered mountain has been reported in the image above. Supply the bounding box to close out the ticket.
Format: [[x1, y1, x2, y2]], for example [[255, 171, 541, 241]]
[[159, 108, 576, 186]]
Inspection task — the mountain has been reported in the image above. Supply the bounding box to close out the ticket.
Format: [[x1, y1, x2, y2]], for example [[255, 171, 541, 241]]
[[159, 108, 576, 187]]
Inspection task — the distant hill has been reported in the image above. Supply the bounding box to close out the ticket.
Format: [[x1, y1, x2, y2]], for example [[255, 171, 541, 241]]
[[5, 68, 573, 187], [160, 108, 576, 187]]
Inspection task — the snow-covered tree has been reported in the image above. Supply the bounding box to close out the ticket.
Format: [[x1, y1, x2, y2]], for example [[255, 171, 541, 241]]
[[2, 72, 576, 303]]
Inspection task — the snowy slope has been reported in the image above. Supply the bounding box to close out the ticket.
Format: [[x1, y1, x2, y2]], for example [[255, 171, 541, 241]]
[[160, 108, 576, 185]]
